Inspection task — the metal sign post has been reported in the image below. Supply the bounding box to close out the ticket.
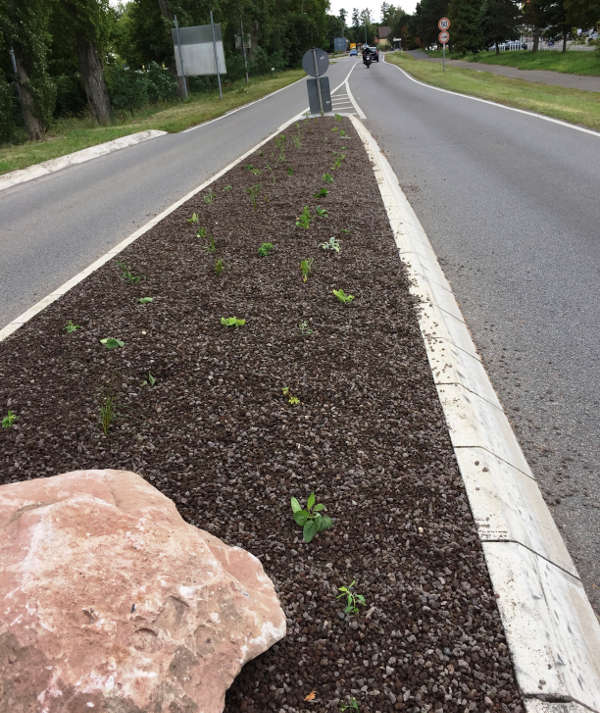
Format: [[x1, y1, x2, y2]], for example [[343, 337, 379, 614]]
[[210, 10, 223, 99], [438, 18, 451, 73]]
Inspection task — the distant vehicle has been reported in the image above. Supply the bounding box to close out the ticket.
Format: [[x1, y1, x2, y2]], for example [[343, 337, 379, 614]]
[[349, 48, 357, 56], [362, 46, 379, 62]]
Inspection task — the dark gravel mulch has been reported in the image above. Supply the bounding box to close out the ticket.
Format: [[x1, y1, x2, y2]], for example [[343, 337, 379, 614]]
[[0, 117, 524, 713]]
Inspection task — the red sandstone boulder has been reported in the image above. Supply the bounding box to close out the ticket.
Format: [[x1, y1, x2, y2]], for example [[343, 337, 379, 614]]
[[0, 469, 286, 713]]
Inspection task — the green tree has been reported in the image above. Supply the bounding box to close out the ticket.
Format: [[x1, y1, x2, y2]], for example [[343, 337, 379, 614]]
[[413, 0, 449, 48], [0, 0, 56, 140], [564, 0, 599, 26], [479, 0, 520, 52], [448, 0, 483, 53]]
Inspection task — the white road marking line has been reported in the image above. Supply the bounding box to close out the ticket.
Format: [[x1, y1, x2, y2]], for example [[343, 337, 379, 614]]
[[384, 56, 600, 138]]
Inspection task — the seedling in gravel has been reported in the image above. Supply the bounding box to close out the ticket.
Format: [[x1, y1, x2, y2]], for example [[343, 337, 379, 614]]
[[332, 288, 354, 304], [286, 166, 294, 176], [214, 258, 224, 276], [334, 113, 342, 121], [258, 242, 274, 257], [196, 227, 208, 239], [220, 316, 246, 327], [116, 262, 142, 284], [143, 372, 157, 387], [322, 172, 334, 184], [275, 134, 286, 162], [320, 236, 341, 253], [339, 698, 359, 712], [290, 493, 333, 543], [2, 410, 17, 429], [203, 236, 216, 253], [296, 206, 311, 229], [291, 133, 301, 149], [315, 206, 328, 218], [331, 152, 346, 171], [246, 164, 262, 176], [337, 580, 366, 616], [331, 126, 339, 133], [313, 188, 328, 199], [298, 320, 313, 336], [339, 129, 347, 137], [281, 386, 300, 405], [203, 190, 215, 204], [300, 258, 314, 283], [64, 320, 81, 333], [187, 213, 199, 224], [100, 395, 115, 435], [100, 337, 125, 349], [247, 183, 261, 208], [223, 185, 232, 191], [138, 297, 153, 304]]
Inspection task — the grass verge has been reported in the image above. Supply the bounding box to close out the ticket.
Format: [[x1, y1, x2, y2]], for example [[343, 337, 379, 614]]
[[469, 49, 600, 75], [0, 69, 305, 176], [386, 52, 600, 131]]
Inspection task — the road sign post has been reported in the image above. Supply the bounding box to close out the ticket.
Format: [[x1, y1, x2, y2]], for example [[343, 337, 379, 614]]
[[438, 18, 451, 72]]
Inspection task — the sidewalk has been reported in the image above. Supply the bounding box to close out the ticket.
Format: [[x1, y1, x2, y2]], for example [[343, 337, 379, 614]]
[[407, 49, 600, 92]]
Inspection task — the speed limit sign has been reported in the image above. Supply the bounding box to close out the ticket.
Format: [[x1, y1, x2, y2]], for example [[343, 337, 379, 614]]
[[438, 17, 451, 30], [438, 30, 450, 44]]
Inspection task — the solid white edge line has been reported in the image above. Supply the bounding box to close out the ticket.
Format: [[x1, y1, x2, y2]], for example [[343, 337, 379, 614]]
[[345, 65, 366, 119], [349, 113, 600, 712], [384, 55, 600, 139], [0, 110, 305, 343]]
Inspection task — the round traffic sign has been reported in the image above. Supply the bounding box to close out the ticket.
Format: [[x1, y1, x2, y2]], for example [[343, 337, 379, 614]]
[[438, 17, 451, 30], [438, 31, 450, 44], [302, 48, 329, 77]]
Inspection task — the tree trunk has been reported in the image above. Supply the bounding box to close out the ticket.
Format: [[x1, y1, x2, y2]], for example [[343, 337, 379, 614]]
[[495, 42, 499, 54], [13, 51, 45, 141], [532, 29, 540, 52], [562, 31, 567, 52], [156, 0, 186, 99], [77, 36, 111, 125]]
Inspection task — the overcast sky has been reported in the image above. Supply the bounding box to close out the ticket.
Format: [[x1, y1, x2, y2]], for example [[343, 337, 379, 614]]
[[327, 0, 417, 23]]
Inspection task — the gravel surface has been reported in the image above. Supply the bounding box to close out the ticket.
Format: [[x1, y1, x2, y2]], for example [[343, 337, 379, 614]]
[[0, 117, 524, 713]]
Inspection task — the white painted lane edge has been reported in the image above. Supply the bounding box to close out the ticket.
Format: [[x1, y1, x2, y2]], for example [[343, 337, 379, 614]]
[[383, 55, 600, 139], [349, 113, 600, 712], [0, 130, 167, 193]]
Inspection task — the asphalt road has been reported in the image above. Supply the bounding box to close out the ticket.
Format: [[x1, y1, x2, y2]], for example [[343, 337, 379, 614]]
[[349, 57, 600, 611], [0, 59, 354, 328]]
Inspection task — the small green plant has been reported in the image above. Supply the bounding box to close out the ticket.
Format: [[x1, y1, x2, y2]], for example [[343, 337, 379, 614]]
[[100, 396, 115, 435], [214, 258, 224, 276], [334, 113, 342, 121], [116, 262, 142, 284], [290, 493, 333, 543], [196, 227, 208, 239], [220, 316, 246, 327], [339, 697, 359, 712], [187, 212, 199, 224], [322, 172, 334, 184], [337, 580, 366, 616], [281, 386, 300, 405], [291, 134, 301, 149], [287, 166, 294, 175], [2, 410, 17, 429], [143, 372, 157, 387], [247, 183, 261, 208], [258, 242, 274, 257], [331, 125, 339, 133], [320, 236, 341, 253], [313, 187, 328, 198], [275, 134, 286, 162], [223, 185, 232, 191], [203, 236, 216, 253], [203, 190, 215, 204], [138, 297, 153, 304], [246, 164, 261, 176], [64, 320, 81, 333], [300, 258, 314, 283], [332, 288, 354, 304], [99, 337, 125, 349], [331, 151, 346, 170], [339, 129, 347, 137], [315, 206, 328, 218], [298, 320, 313, 336], [296, 206, 311, 229]]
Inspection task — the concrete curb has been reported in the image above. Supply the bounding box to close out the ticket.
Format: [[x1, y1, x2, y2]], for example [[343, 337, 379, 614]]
[[350, 114, 600, 712], [0, 130, 167, 193]]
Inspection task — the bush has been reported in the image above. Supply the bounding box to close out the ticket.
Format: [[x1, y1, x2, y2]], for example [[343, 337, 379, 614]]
[[54, 74, 87, 117], [0, 73, 17, 143], [105, 62, 177, 113]]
